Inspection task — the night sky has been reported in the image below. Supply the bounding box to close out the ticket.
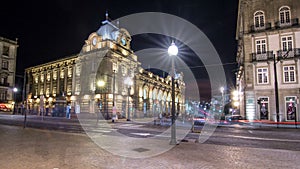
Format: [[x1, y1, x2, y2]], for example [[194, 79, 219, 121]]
[[1, 0, 239, 101]]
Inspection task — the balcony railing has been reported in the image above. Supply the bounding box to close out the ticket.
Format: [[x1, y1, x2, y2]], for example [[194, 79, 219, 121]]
[[250, 23, 272, 32], [275, 18, 299, 28], [0, 83, 10, 87], [251, 51, 274, 62], [277, 48, 300, 60]]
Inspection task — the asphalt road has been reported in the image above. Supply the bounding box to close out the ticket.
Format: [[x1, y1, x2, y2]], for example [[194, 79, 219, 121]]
[[1, 123, 300, 169], [1, 114, 300, 152]]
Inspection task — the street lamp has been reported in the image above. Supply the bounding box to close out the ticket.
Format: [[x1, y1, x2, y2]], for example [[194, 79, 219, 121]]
[[220, 86, 224, 110], [273, 51, 290, 128], [273, 54, 280, 128], [112, 69, 116, 122], [13, 87, 18, 114], [124, 76, 133, 121], [232, 90, 240, 114], [168, 41, 178, 145], [97, 80, 107, 120]]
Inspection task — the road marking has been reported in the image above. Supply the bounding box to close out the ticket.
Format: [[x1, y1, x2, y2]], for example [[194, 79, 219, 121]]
[[227, 135, 300, 143], [120, 124, 143, 128], [131, 133, 151, 136], [248, 130, 253, 133]]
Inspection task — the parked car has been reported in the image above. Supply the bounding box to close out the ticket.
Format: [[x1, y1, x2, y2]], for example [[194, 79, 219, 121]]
[[225, 115, 243, 123], [0, 104, 11, 112], [192, 115, 206, 125]]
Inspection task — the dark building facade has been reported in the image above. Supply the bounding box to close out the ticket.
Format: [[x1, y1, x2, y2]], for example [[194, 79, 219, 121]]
[[0, 36, 18, 110]]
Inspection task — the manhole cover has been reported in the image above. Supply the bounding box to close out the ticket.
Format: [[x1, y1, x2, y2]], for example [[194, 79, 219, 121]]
[[132, 148, 150, 153]]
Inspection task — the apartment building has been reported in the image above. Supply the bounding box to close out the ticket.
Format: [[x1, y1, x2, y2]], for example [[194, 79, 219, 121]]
[[236, 0, 300, 121]]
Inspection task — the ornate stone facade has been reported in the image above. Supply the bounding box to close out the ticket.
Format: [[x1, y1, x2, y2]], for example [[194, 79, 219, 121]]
[[25, 17, 185, 119]]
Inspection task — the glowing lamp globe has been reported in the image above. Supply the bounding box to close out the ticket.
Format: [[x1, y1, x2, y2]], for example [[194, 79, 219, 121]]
[[168, 42, 178, 56], [13, 87, 18, 92], [97, 80, 105, 87]]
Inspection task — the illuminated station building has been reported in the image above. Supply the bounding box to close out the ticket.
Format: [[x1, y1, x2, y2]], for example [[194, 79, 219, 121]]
[[25, 16, 185, 119]]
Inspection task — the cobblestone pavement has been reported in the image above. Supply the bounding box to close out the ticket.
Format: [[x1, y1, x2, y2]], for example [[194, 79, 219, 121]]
[[0, 124, 299, 169]]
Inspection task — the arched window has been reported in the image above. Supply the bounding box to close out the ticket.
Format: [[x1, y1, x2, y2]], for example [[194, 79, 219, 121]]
[[254, 11, 265, 28], [279, 6, 291, 24]]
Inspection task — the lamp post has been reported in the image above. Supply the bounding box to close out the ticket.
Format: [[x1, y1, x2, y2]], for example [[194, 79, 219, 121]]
[[273, 54, 280, 128], [273, 51, 291, 128], [232, 90, 240, 114], [124, 76, 133, 121], [97, 80, 107, 120], [22, 71, 27, 128], [168, 41, 178, 145], [112, 69, 116, 122], [13, 87, 18, 114], [220, 87, 224, 114]]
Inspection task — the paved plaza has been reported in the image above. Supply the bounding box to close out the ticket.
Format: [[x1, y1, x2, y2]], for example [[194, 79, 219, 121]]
[[0, 124, 299, 169]]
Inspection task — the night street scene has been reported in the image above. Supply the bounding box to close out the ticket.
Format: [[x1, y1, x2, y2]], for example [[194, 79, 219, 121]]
[[1, 0, 300, 168]]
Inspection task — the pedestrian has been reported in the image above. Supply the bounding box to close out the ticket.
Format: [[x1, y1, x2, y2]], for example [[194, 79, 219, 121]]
[[96, 102, 102, 125], [45, 104, 49, 116], [159, 113, 163, 125], [66, 103, 71, 119]]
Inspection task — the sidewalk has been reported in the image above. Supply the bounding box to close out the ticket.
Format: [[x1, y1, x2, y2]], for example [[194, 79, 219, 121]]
[[1, 112, 300, 131]]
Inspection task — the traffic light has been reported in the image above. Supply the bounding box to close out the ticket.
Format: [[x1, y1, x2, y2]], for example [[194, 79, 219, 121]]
[[257, 99, 261, 105]]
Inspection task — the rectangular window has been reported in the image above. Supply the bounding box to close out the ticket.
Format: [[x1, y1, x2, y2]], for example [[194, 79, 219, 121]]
[[53, 70, 57, 80], [34, 75, 39, 83], [46, 73, 51, 81], [60, 69, 64, 79], [280, 12, 285, 24], [75, 83, 81, 94], [68, 67, 72, 78], [53, 87, 57, 96], [67, 85, 72, 95], [259, 16, 264, 27], [46, 87, 50, 97], [2, 46, 9, 56], [0, 77, 7, 85], [76, 64, 81, 76], [113, 62, 118, 73], [2, 60, 8, 70], [286, 11, 290, 23], [257, 68, 268, 84], [256, 39, 266, 54], [40, 87, 44, 95], [282, 36, 293, 51], [255, 16, 260, 27], [283, 66, 296, 83], [40, 73, 44, 83], [122, 65, 127, 76]]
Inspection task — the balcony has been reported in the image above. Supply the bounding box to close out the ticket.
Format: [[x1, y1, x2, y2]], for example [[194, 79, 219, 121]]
[[251, 51, 273, 62], [277, 48, 300, 60], [250, 23, 271, 33], [0, 83, 10, 87], [275, 18, 299, 28]]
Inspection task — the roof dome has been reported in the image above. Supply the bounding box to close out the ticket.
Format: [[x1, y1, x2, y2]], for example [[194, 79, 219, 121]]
[[96, 20, 119, 41]]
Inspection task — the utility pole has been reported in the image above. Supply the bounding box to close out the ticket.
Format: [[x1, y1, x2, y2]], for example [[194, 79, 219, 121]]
[[273, 54, 280, 128]]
